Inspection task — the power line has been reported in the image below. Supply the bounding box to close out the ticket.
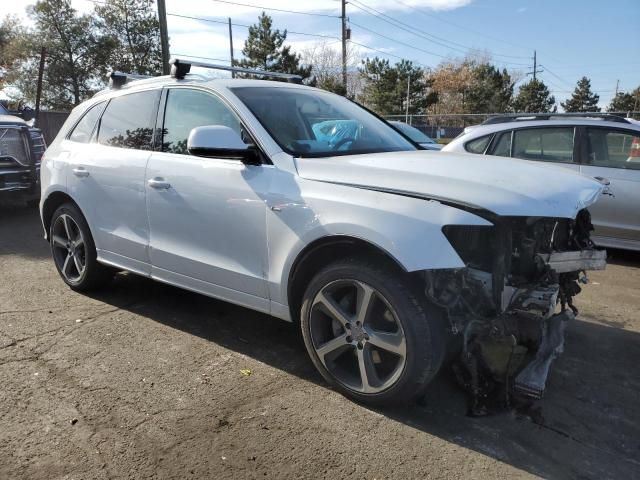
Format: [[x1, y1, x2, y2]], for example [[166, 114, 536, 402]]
[[350, 21, 447, 60], [349, 0, 530, 62], [539, 65, 574, 89], [172, 53, 231, 63], [348, 40, 428, 68], [167, 13, 340, 40], [389, 0, 538, 55], [208, 0, 340, 18]]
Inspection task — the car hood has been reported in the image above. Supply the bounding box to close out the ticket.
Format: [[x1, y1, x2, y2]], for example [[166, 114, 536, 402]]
[[295, 150, 604, 218]]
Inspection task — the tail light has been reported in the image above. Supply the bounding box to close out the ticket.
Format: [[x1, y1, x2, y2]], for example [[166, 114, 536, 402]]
[[29, 128, 47, 163], [630, 136, 640, 158]]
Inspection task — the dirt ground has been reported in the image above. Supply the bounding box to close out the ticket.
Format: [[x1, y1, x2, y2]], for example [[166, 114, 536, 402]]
[[1, 205, 639, 480]]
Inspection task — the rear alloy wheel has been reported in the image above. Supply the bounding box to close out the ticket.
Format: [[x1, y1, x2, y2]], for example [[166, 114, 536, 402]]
[[51, 213, 87, 284], [301, 258, 445, 406], [50, 203, 112, 291]]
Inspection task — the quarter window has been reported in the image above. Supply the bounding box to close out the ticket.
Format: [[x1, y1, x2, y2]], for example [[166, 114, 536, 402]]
[[97, 90, 160, 150], [162, 89, 243, 155], [490, 130, 512, 157], [465, 134, 491, 154], [68, 102, 104, 143], [512, 127, 574, 163], [586, 128, 640, 170]]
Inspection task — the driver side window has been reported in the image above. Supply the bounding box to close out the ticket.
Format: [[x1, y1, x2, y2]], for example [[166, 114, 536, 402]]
[[162, 88, 244, 155]]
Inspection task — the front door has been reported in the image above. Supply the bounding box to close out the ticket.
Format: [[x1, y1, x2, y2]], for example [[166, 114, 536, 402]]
[[146, 87, 271, 312], [580, 126, 640, 244]]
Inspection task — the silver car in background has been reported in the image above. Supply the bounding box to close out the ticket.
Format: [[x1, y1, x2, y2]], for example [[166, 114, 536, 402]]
[[443, 114, 640, 251], [388, 121, 443, 150]]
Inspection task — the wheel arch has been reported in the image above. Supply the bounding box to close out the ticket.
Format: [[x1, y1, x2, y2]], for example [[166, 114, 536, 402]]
[[286, 235, 408, 323], [42, 191, 82, 239]]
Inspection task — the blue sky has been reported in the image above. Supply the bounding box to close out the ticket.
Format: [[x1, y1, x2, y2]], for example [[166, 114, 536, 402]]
[[6, 0, 640, 109]]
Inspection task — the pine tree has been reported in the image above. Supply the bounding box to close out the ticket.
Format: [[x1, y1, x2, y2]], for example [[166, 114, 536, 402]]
[[95, 0, 162, 76], [561, 76, 600, 112], [465, 63, 514, 113], [608, 86, 640, 113], [359, 57, 432, 115], [237, 12, 312, 82], [512, 79, 556, 113]]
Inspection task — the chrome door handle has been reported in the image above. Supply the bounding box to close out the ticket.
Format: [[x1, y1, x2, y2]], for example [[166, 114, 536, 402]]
[[148, 177, 171, 190], [72, 167, 89, 178]]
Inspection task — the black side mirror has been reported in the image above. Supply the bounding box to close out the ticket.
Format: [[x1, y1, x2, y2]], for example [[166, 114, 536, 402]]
[[187, 125, 261, 165]]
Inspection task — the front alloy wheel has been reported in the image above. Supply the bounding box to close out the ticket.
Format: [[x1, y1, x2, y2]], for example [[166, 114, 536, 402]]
[[309, 279, 407, 394], [301, 258, 446, 406]]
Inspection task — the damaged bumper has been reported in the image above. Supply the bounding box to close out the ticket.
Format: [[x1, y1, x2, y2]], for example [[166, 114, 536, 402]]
[[538, 249, 606, 273], [428, 210, 606, 412]]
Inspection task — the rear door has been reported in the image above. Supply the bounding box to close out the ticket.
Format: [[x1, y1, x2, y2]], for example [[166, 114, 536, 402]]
[[487, 126, 580, 174], [579, 126, 640, 244], [68, 89, 160, 274]]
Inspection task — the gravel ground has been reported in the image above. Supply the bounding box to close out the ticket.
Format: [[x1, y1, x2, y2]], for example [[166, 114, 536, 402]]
[[1, 205, 639, 479]]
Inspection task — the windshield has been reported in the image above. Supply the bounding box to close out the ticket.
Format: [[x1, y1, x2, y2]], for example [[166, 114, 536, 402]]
[[0, 103, 9, 115], [391, 122, 435, 143], [232, 86, 416, 157]]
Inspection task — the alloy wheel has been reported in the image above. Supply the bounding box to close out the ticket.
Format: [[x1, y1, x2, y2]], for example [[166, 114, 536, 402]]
[[51, 214, 86, 283], [309, 279, 407, 394]]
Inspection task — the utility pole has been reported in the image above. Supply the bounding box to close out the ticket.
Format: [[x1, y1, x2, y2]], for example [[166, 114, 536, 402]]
[[34, 47, 46, 128], [527, 50, 543, 81], [405, 75, 410, 123], [615, 79, 619, 96], [228, 18, 235, 78], [157, 0, 170, 75], [341, 0, 347, 90]]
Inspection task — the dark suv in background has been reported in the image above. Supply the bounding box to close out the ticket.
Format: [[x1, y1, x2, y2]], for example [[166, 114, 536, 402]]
[[0, 102, 46, 205]]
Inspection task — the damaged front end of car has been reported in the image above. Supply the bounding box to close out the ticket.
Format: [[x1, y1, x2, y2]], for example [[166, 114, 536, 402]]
[[425, 209, 606, 415]]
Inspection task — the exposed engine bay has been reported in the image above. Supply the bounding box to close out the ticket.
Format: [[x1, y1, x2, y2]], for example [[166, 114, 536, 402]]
[[424, 209, 606, 415]]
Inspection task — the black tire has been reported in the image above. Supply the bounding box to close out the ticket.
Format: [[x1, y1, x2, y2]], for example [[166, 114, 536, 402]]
[[49, 203, 113, 291], [300, 257, 446, 406]]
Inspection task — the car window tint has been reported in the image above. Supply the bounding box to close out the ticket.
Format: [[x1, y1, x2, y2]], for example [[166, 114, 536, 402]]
[[97, 90, 160, 150], [162, 89, 242, 155], [587, 128, 640, 171], [512, 127, 574, 163], [69, 102, 104, 143], [490, 131, 512, 157], [465, 135, 491, 153]]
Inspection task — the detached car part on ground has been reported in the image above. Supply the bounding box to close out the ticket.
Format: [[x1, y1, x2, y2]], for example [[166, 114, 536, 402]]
[[0, 103, 46, 204], [40, 62, 606, 408]]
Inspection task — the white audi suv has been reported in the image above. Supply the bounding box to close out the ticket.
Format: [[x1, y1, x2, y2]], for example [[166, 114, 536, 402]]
[[40, 60, 606, 408]]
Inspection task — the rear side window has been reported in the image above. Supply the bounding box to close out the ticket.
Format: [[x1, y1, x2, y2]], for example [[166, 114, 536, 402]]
[[161, 88, 242, 155], [490, 130, 512, 157], [465, 135, 491, 154], [512, 127, 574, 163], [98, 90, 160, 150], [586, 128, 640, 170], [68, 102, 104, 143]]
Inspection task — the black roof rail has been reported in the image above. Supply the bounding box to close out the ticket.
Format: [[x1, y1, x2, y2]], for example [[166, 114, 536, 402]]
[[482, 113, 630, 125], [169, 57, 303, 84], [108, 71, 153, 89]]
